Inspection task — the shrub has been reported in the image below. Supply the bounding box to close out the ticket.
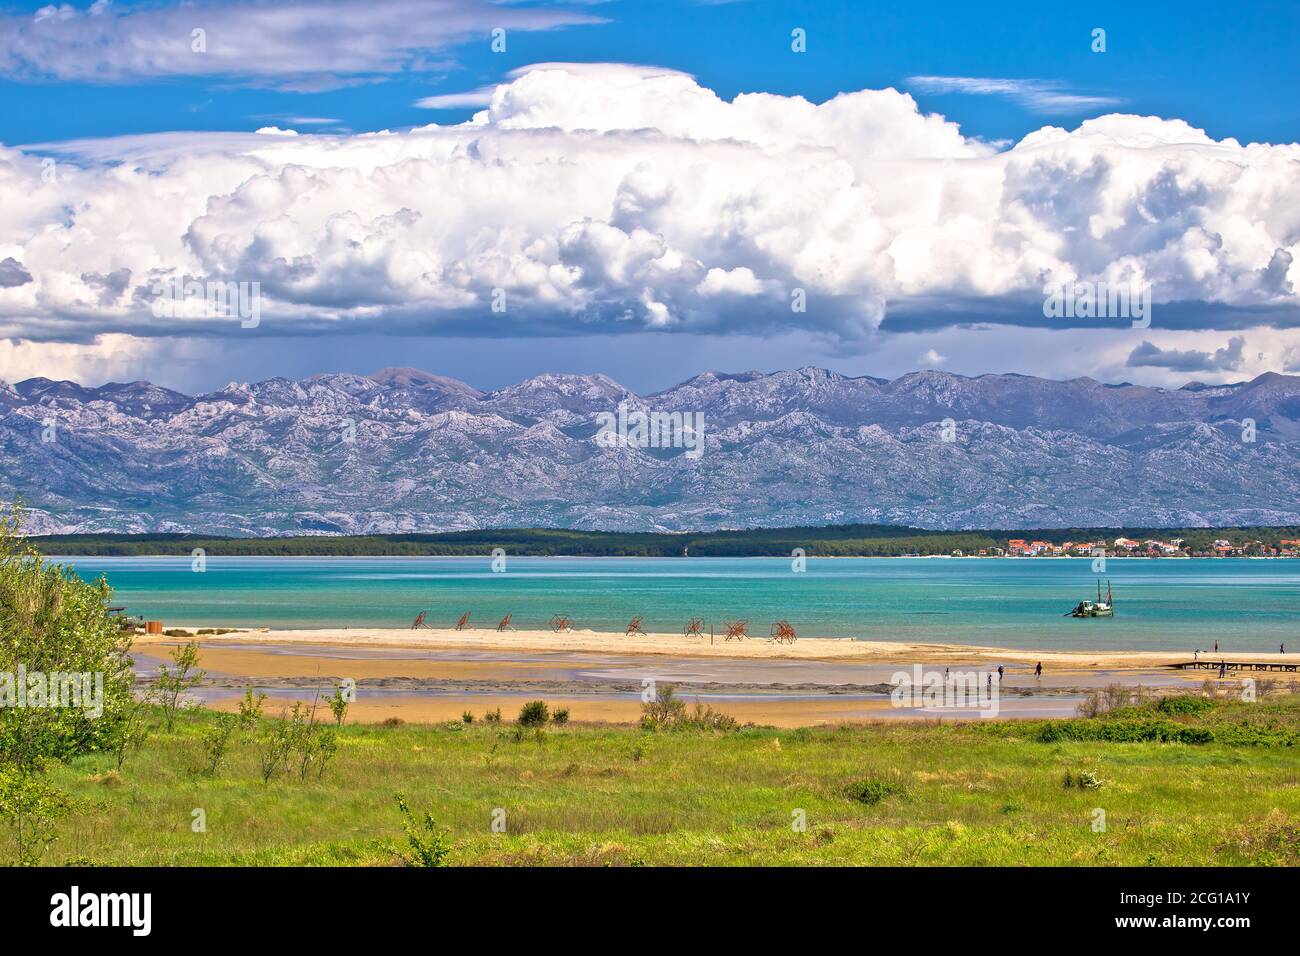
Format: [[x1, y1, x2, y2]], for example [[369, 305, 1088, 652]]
[[462, 711, 474, 724], [394, 792, 451, 867], [237, 688, 267, 732], [109, 698, 150, 770], [552, 707, 570, 725], [1076, 683, 1153, 718], [683, 702, 738, 731], [0, 505, 136, 769], [484, 708, 501, 724], [199, 713, 239, 777], [1064, 768, 1104, 790], [0, 505, 134, 862], [325, 683, 350, 726], [1254, 679, 1282, 698], [640, 685, 739, 732], [1157, 695, 1215, 716], [310, 727, 339, 780], [258, 716, 295, 783], [0, 767, 72, 866], [255, 701, 338, 783], [150, 640, 205, 731], [1037, 719, 1221, 745], [845, 777, 905, 806], [641, 685, 685, 724], [518, 700, 550, 727]]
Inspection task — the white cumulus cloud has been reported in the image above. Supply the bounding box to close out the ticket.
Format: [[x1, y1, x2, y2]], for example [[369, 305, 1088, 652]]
[[0, 62, 1297, 359]]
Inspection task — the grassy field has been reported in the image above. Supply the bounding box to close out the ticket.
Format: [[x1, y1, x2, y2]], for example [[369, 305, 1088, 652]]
[[39, 695, 1300, 866]]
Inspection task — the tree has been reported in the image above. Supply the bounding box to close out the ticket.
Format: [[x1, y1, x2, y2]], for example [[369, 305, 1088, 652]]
[[0, 504, 136, 769], [150, 641, 204, 731], [0, 504, 135, 863]]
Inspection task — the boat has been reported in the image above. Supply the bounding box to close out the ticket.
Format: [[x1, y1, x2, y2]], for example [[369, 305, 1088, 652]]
[[1067, 580, 1114, 618]]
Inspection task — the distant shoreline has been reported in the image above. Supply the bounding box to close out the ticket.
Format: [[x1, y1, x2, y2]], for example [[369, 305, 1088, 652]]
[[28, 522, 1300, 558], [49, 552, 1294, 560]]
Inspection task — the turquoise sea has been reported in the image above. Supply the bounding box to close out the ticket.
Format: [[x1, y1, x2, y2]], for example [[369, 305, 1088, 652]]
[[58, 555, 1297, 652]]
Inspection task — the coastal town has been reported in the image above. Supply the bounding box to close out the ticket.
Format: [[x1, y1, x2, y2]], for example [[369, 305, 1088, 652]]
[[974, 537, 1300, 558]]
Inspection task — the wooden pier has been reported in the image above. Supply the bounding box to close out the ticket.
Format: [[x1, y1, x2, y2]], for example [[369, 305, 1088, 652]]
[[1172, 660, 1298, 672]]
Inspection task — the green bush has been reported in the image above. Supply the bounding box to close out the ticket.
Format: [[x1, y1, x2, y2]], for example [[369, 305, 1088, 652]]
[[518, 700, 550, 727], [1036, 719, 1221, 745], [552, 707, 569, 725], [0, 506, 136, 768], [1157, 695, 1215, 716], [0, 505, 137, 865], [199, 713, 239, 777], [640, 685, 739, 732], [845, 777, 905, 805], [394, 792, 451, 867], [1064, 768, 1104, 789], [0, 767, 72, 866]]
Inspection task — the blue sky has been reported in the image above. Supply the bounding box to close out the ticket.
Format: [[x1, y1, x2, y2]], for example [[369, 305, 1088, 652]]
[[0, 0, 1298, 392], [5, 0, 1297, 146]]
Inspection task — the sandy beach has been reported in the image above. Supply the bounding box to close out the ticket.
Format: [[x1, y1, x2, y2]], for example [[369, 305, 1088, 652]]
[[128, 625, 1299, 727], [138, 624, 1295, 670]]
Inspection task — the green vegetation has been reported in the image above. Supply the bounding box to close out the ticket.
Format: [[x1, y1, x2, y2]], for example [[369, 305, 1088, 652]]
[[7, 506, 1300, 866], [640, 684, 740, 732], [394, 792, 452, 868], [844, 775, 908, 806], [1015, 689, 1300, 747], [34, 692, 1300, 866], [28, 523, 1300, 557], [517, 700, 550, 728], [149, 640, 204, 731], [0, 505, 136, 863]]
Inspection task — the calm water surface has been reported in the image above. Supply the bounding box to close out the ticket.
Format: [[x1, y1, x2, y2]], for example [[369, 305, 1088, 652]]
[[58, 556, 1298, 652]]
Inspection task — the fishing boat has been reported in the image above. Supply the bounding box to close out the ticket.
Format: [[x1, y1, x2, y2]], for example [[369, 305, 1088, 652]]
[[1067, 580, 1114, 618]]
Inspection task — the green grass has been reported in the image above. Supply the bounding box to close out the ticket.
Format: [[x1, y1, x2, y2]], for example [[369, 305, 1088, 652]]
[[35, 695, 1300, 866]]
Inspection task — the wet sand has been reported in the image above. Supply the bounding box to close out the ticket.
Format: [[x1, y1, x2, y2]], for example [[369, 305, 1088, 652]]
[[131, 626, 1298, 727], [138, 624, 1296, 670]]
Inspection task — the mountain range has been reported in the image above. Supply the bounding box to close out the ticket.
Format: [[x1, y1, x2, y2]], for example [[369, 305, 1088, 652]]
[[4, 366, 1300, 535]]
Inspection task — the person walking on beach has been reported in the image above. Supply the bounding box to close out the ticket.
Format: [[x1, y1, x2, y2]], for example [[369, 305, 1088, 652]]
[[1281, 643, 1286, 654], [1194, 649, 1200, 661], [1034, 662, 1042, 678], [1214, 640, 1219, 653], [997, 665, 1004, 682], [1219, 660, 1226, 679]]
